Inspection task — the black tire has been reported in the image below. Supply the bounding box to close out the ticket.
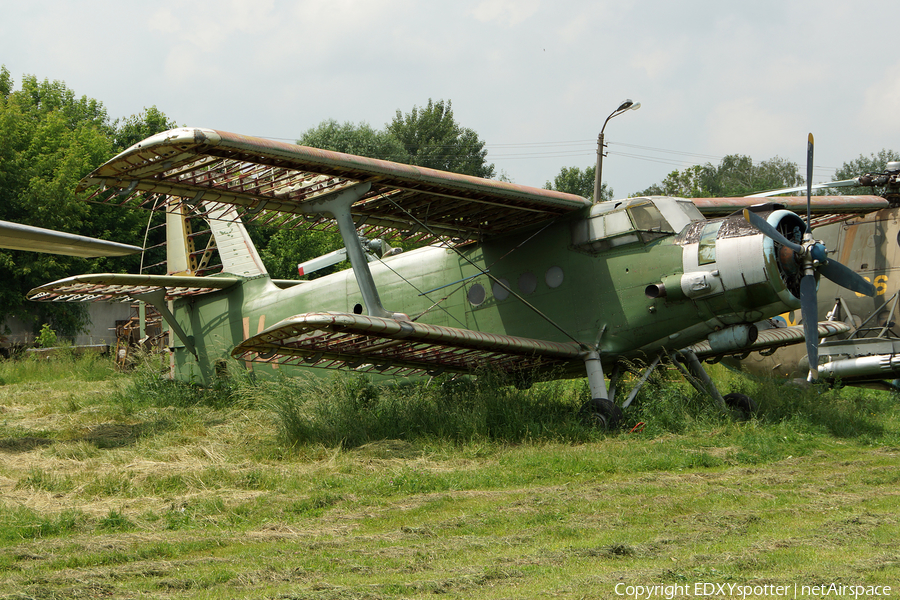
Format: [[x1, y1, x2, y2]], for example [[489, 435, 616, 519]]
[[579, 398, 623, 430], [723, 392, 758, 420]]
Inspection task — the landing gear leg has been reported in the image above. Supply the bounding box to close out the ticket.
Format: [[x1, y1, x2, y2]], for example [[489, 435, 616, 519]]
[[580, 350, 623, 429], [670, 349, 728, 412]]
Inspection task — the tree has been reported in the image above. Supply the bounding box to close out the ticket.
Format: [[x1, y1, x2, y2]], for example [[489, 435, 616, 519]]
[[0, 67, 176, 335], [260, 119, 408, 280], [262, 101, 497, 278], [544, 165, 613, 202], [634, 155, 803, 198], [832, 149, 900, 196], [112, 105, 177, 151], [634, 165, 710, 198], [298, 119, 407, 162], [387, 99, 495, 178]]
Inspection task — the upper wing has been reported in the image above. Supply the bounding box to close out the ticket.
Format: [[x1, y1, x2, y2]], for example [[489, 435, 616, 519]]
[[78, 128, 591, 244], [688, 321, 850, 359], [0, 220, 141, 257], [27, 273, 241, 303], [690, 196, 889, 218], [231, 311, 584, 377]]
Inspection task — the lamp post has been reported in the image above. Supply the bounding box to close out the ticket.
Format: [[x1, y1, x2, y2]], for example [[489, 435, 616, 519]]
[[593, 99, 641, 203]]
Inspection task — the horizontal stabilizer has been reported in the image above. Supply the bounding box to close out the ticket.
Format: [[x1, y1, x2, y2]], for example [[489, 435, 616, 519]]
[[231, 311, 583, 377], [27, 273, 241, 303], [689, 321, 850, 359]]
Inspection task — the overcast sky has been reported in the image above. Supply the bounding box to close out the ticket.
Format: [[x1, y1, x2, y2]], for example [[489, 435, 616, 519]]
[[4, 0, 900, 198]]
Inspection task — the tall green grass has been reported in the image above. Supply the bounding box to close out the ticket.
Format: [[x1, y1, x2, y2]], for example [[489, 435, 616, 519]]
[[240, 369, 600, 447], [0, 348, 115, 385], [91, 354, 900, 449]]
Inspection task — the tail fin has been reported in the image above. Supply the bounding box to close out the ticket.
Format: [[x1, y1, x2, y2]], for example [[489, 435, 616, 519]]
[[203, 203, 268, 277], [166, 198, 195, 276]]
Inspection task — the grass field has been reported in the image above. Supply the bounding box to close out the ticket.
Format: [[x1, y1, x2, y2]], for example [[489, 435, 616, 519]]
[[0, 353, 898, 599]]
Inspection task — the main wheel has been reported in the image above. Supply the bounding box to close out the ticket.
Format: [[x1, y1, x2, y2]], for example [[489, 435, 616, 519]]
[[579, 398, 623, 430], [723, 392, 758, 420]]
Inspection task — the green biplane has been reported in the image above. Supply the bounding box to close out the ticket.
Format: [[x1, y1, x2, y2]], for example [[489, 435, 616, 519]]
[[27, 128, 884, 425]]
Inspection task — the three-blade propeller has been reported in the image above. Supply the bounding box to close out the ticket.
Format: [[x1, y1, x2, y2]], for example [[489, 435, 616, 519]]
[[743, 134, 876, 382]]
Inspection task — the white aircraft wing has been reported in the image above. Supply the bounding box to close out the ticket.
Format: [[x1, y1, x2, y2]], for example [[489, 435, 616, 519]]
[[0, 220, 141, 257]]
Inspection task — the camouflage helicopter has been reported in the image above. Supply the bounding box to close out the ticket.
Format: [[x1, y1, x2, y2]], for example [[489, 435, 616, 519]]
[[712, 153, 900, 390], [26, 128, 882, 426]]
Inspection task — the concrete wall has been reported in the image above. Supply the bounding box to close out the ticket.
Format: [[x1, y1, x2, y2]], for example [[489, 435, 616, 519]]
[[2, 302, 134, 347]]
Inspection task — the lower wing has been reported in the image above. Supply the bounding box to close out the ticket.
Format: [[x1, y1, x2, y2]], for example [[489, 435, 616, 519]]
[[231, 312, 584, 377], [688, 321, 850, 359], [27, 273, 241, 302]]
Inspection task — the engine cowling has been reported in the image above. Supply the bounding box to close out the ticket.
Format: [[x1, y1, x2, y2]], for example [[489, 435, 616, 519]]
[[648, 206, 807, 324]]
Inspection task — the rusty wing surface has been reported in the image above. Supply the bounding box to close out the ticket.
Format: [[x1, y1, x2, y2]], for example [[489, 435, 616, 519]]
[[688, 321, 850, 359], [78, 128, 591, 244], [231, 312, 584, 377], [27, 273, 241, 303], [691, 196, 888, 220]]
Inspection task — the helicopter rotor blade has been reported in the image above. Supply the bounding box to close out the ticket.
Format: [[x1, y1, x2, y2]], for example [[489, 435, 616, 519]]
[[746, 178, 862, 198]]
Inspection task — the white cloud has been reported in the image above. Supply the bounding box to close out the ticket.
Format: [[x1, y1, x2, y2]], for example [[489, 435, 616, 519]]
[[862, 61, 900, 137], [470, 0, 540, 27]]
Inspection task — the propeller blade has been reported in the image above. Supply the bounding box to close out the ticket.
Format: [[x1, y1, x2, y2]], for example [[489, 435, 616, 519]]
[[800, 273, 819, 382], [742, 209, 802, 253], [818, 259, 876, 297], [806, 133, 814, 228]]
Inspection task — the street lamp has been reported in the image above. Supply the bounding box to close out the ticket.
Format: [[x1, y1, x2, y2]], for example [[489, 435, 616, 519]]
[[593, 99, 641, 203]]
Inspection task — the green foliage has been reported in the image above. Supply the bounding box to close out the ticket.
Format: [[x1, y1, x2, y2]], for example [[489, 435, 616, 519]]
[[544, 164, 613, 201], [257, 221, 345, 280], [111, 105, 177, 151], [114, 354, 241, 412], [832, 148, 900, 196], [0, 347, 114, 383], [635, 154, 803, 198], [260, 99, 497, 277], [298, 118, 408, 161], [387, 98, 495, 178], [249, 370, 594, 448], [35, 323, 57, 348], [0, 67, 177, 334]]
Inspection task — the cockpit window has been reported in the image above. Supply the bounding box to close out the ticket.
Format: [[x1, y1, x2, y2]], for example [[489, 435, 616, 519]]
[[698, 221, 723, 265], [628, 202, 674, 233], [571, 199, 679, 252]]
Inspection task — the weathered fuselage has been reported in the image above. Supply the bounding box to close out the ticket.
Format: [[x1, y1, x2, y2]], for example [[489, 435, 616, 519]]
[[170, 197, 807, 384]]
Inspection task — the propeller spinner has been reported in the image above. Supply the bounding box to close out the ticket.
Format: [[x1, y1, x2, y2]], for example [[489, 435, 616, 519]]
[[743, 134, 876, 382]]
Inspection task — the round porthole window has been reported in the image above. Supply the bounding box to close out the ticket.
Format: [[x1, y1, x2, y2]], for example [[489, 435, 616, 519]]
[[545, 266, 564, 288], [468, 283, 486, 306], [493, 278, 510, 301], [519, 271, 537, 295]]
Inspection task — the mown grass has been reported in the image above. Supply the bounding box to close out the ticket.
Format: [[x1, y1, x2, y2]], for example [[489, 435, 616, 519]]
[[0, 354, 898, 598]]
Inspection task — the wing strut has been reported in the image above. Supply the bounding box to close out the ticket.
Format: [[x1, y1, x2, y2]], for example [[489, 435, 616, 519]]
[[133, 289, 196, 357], [301, 183, 407, 320]]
